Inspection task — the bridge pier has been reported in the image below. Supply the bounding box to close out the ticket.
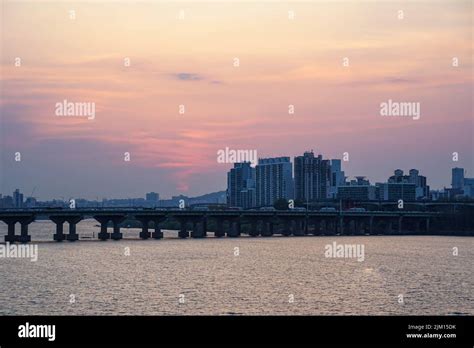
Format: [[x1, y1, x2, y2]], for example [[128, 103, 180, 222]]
[[135, 215, 166, 239], [136, 217, 151, 239], [320, 220, 327, 235], [65, 216, 82, 241], [18, 216, 34, 243], [354, 219, 364, 235], [110, 216, 125, 240], [329, 217, 341, 235], [201, 217, 208, 238], [93, 215, 125, 241], [346, 218, 354, 235], [178, 219, 189, 238], [338, 216, 344, 235], [152, 218, 165, 239], [398, 216, 403, 235], [51, 216, 67, 241], [385, 220, 393, 235], [227, 220, 241, 238], [303, 218, 309, 235], [215, 218, 225, 237], [191, 218, 206, 238], [281, 219, 291, 236], [94, 216, 111, 240], [353, 219, 359, 235], [415, 219, 422, 234], [249, 219, 259, 237], [292, 219, 304, 236], [191, 221, 199, 238], [6, 222, 16, 243], [2, 217, 18, 243], [1, 216, 34, 243], [312, 219, 321, 235], [284, 219, 292, 236], [261, 220, 273, 237], [345, 219, 353, 235]]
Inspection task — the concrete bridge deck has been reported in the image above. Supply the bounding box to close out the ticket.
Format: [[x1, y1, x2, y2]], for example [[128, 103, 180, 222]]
[[0, 208, 470, 243]]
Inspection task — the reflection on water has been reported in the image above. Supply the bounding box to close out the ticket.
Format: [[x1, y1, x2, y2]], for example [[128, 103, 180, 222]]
[[0, 220, 472, 315]]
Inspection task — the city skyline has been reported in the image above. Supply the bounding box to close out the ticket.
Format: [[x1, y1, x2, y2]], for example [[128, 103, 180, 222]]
[[1, 152, 472, 201], [1, 1, 472, 200], [1, 153, 472, 203]]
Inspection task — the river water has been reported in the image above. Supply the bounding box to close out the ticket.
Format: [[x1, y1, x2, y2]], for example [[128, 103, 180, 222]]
[[0, 220, 472, 315]]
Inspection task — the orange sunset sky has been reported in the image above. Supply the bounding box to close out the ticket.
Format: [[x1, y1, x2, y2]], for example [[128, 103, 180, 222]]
[[1, 0, 473, 200]]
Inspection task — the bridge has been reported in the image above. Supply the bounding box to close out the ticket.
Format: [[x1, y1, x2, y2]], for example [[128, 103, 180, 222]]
[[0, 208, 470, 243]]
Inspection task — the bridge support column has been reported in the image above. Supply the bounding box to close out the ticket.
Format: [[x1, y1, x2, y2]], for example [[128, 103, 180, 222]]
[[282, 219, 291, 236], [110, 216, 125, 240], [135, 215, 165, 239], [320, 220, 327, 235], [201, 218, 208, 238], [415, 220, 422, 234], [398, 216, 403, 235], [18, 217, 34, 243], [66, 216, 82, 241], [347, 219, 355, 235], [355, 219, 361, 235], [137, 218, 151, 239], [2, 218, 17, 243], [426, 217, 430, 234], [1, 216, 35, 244], [369, 216, 374, 235], [215, 218, 225, 237], [51, 216, 67, 242], [313, 220, 321, 235], [385, 220, 393, 235], [338, 216, 344, 235], [191, 221, 199, 238], [292, 220, 304, 236], [331, 218, 338, 235], [261, 220, 273, 237], [178, 220, 189, 238], [152, 218, 164, 239], [320, 220, 326, 235], [191, 219, 206, 238], [248, 219, 258, 237], [94, 216, 111, 241], [227, 220, 241, 237]]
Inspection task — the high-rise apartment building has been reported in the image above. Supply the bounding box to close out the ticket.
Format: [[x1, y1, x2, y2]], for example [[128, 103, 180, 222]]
[[294, 151, 331, 202], [256, 157, 293, 207]]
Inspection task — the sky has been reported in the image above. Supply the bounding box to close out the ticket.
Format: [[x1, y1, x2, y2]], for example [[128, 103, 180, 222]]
[[0, 0, 473, 200]]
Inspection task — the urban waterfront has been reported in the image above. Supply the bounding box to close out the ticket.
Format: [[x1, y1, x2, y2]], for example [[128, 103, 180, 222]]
[[0, 220, 472, 316]]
